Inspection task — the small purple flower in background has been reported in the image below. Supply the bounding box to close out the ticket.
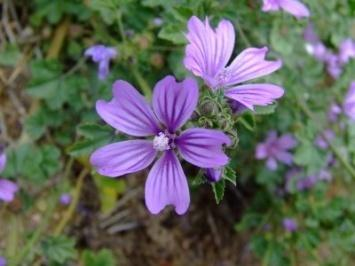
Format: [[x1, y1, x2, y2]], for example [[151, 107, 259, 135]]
[[325, 53, 342, 79], [262, 0, 310, 18], [314, 129, 335, 150], [85, 45, 117, 80], [282, 218, 298, 232], [0, 256, 6, 266], [184, 16, 284, 111], [344, 81, 355, 120], [205, 168, 223, 182], [153, 17, 163, 27], [317, 169, 332, 182], [59, 193, 72, 205], [297, 175, 317, 191], [0, 151, 18, 203], [256, 131, 297, 171], [327, 103, 342, 122], [90, 76, 231, 215], [339, 38, 355, 64]]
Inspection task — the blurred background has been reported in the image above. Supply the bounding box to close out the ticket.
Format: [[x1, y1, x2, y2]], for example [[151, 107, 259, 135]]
[[1, 0, 355, 265]]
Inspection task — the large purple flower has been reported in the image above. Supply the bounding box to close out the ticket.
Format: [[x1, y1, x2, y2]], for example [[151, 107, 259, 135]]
[[255, 131, 297, 171], [90, 76, 231, 215], [0, 151, 18, 202], [262, 0, 310, 18], [184, 16, 284, 111], [344, 81, 355, 120], [85, 45, 117, 80]]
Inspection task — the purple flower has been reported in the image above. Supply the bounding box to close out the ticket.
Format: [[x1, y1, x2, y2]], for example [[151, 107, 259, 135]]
[[327, 103, 342, 122], [0, 256, 6, 266], [314, 129, 335, 149], [325, 53, 342, 79], [184, 16, 284, 111], [59, 193, 72, 205], [317, 169, 332, 182], [153, 17, 163, 27], [297, 175, 317, 191], [205, 168, 223, 182], [339, 38, 355, 64], [256, 131, 297, 171], [90, 76, 231, 215], [0, 152, 18, 202], [344, 81, 355, 120], [262, 0, 310, 18], [85, 45, 117, 80], [282, 218, 298, 232], [305, 42, 328, 62]]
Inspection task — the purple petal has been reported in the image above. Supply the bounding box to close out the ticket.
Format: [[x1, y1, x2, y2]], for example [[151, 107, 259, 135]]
[[266, 157, 278, 170], [224, 83, 284, 110], [152, 76, 198, 132], [262, 0, 280, 11], [0, 179, 18, 202], [282, 218, 298, 232], [145, 150, 190, 215], [0, 256, 6, 266], [225, 47, 282, 86], [255, 144, 268, 160], [0, 152, 6, 173], [277, 134, 297, 149], [339, 39, 355, 64], [98, 60, 109, 80], [176, 128, 231, 168], [205, 168, 223, 182], [90, 140, 157, 177], [279, 0, 310, 18], [274, 151, 294, 165], [344, 82, 355, 120], [184, 16, 235, 79], [96, 80, 160, 137]]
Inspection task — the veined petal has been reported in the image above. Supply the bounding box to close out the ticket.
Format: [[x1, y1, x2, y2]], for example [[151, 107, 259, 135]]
[[96, 80, 160, 137], [224, 83, 284, 110], [145, 150, 190, 215], [225, 47, 282, 86], [176, 128, 231, 168], [90, 140, 157, 177], [279, 0, 310, 18], [152, 76, 198, 132], [184, 16, 235, 79]]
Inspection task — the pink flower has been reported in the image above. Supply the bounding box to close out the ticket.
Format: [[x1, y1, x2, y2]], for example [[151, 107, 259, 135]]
[[184, 16, 284, 111], [262, 0, 310, 18]]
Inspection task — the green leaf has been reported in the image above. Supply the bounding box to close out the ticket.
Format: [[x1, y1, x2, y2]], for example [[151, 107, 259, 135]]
[[41, 235, 76, 264], [254, 103, 277, 115], [158, 24, 186, 44], [82, 249, 116, 266], [0, 45, 21, 66], [211, 179, 225, 204], [222, 166, 237, 186]]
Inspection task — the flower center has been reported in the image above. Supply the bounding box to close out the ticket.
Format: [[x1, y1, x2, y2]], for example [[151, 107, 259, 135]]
[[216, 69, 230, 86], [153, 132, 170, 151]]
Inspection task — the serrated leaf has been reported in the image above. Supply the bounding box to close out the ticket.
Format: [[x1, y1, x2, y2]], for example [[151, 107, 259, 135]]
[[82, 249, 116, 266], [41, 235, 76, 264], [254, 103, 277, 115], [223, 166, 237, 186], [212, 179, 225, 204], [77, 123, 113, 138]]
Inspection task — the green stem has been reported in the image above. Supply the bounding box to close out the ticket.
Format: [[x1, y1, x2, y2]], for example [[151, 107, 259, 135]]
[[116, 11, 126, 43], [10, 197, 57, 266], [296, 97, 355, 178], [235, 20, 251, 47], [132, 68, 152, 99], [53, 169, 88, 235]]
